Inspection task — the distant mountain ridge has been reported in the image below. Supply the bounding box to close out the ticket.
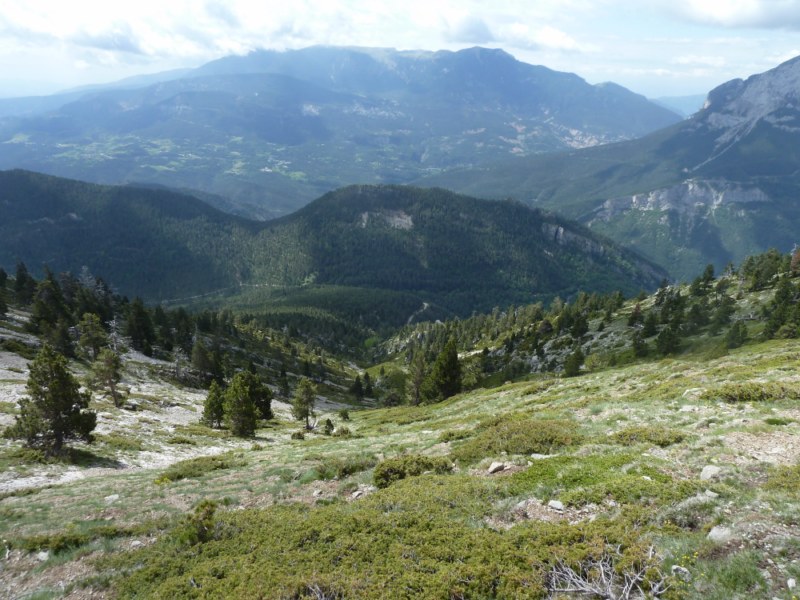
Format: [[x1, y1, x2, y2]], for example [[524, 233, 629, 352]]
[[0, 46, 679, 219], [0, 170, 666, 322], [420, 53, 800, 280]]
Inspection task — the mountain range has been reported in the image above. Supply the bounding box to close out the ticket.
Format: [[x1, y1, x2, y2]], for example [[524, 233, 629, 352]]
[[0, 46, 679, 219], [0, 170, 665, 325], [422, 54, 800, 280]]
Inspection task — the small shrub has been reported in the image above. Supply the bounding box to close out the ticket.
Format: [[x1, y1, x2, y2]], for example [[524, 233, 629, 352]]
[[16, 525, 130, 554], [763, 416, 792, 426], [96, 434, 144, 452], [0, 338, 37, 359], [452, 418, 582, 464], [510, 453, 697, 508], [332, 426, 351, 438], [154, 454, 238, 484], [337, 409, 350, 421], [659, 496, 718, 530], [171, 500, 218, 546], [438, 429, 471, 443], [702, 382, 800, 403], [319, 454, 378, 479], [373, 454, 453, 488], [291, 431, 305, 440], [765, 464, 800, 491], [609, 425, 685, 448], [166, 435, 197, 446], [323, 418, 334, 435]]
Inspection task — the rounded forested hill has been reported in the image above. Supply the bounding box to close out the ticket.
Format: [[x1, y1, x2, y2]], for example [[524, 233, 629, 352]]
[[0, 171, 665, 316], [263, 185, 666, 314]]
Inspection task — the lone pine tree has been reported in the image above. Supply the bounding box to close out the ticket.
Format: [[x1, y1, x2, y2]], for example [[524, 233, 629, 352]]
[[292, 377, 317, 430], [5, 344, 96, 456]]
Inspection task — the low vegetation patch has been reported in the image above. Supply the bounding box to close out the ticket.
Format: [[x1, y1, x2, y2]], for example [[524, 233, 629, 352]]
[[373, 454, 453, 488], [609, 425, 686, 447], [702, 381, 800, 403], [14, 524, 132, 554], [166, 435, 197, 445], [510, 453, 697, 508], [154, 454, 241, 484], [452, 417, 582, 464], [110, 475, 676, 599], [438, 429, 471, 443], [764, 464, 800, 492], [96, 433, 144, 452], [306, 453, 378, 481]]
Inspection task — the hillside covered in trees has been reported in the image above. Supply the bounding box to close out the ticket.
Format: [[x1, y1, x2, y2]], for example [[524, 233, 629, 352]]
[[0, 170, 666, 326]]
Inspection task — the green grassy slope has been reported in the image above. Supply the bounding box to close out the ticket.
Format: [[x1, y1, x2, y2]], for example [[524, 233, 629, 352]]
[[1, 262, 799, 598]]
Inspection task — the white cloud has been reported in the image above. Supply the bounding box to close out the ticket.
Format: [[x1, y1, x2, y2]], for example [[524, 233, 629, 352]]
[[670, 0, 800, 29], [501, 22, 590, 52], [0, 0, 799, 98], [443, 15, 494, 44], [671, 54, 727, 67]]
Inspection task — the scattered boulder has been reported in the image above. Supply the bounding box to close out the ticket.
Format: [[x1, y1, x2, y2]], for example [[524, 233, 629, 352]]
[[35, 551, 49, 562], [788, 578, 796, 590], [351, 490, 364, 499], [707, 525, 734, 543], [104, 493, 120, 504], [487, 462, 506, 474], [547, 500, 565, 512], [700, 465, 722, 481], [671, 565, 692, 582]]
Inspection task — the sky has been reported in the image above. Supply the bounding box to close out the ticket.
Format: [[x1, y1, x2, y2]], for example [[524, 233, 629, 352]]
[[1, 0, 800, 99]]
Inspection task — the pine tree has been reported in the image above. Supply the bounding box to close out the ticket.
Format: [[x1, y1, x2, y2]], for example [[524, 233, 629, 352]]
[[0, 288, 7, 319], [725, 322, 748, 349], [29, 271, 69, 334], [202, 380, 226, 429], [632, 330, 649, 357], [14, 262, 36, 305], [77, 312, 108, 361], [89, 348, 124, 407], [250, 373, 273, 420], [292, 377, 316, 430], [421, 337, 461, 403], [278, 365, 290, 398], [363, 372, 374, 397], [223, 372, 258, 437], [350, 375, 364, 400], [563, 346, 585, 377], [5, 344, 96, 455], [655, 326, 680, 355], [642, 311, 658, 337], [126, 298, 155, 355], [627, 303, 643, 327], [406, 350, 427, 406]]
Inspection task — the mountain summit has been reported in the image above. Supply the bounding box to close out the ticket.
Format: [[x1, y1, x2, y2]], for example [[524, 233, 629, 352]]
[[0, 46, 679, 219], [422, 53, 800, 279]]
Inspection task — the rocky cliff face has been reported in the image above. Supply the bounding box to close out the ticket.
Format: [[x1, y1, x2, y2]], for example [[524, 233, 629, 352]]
[[592, 179, 771, 222]]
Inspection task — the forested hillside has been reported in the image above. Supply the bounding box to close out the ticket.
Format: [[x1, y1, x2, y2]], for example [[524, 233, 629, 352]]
[[0, 171, 666, 327]]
